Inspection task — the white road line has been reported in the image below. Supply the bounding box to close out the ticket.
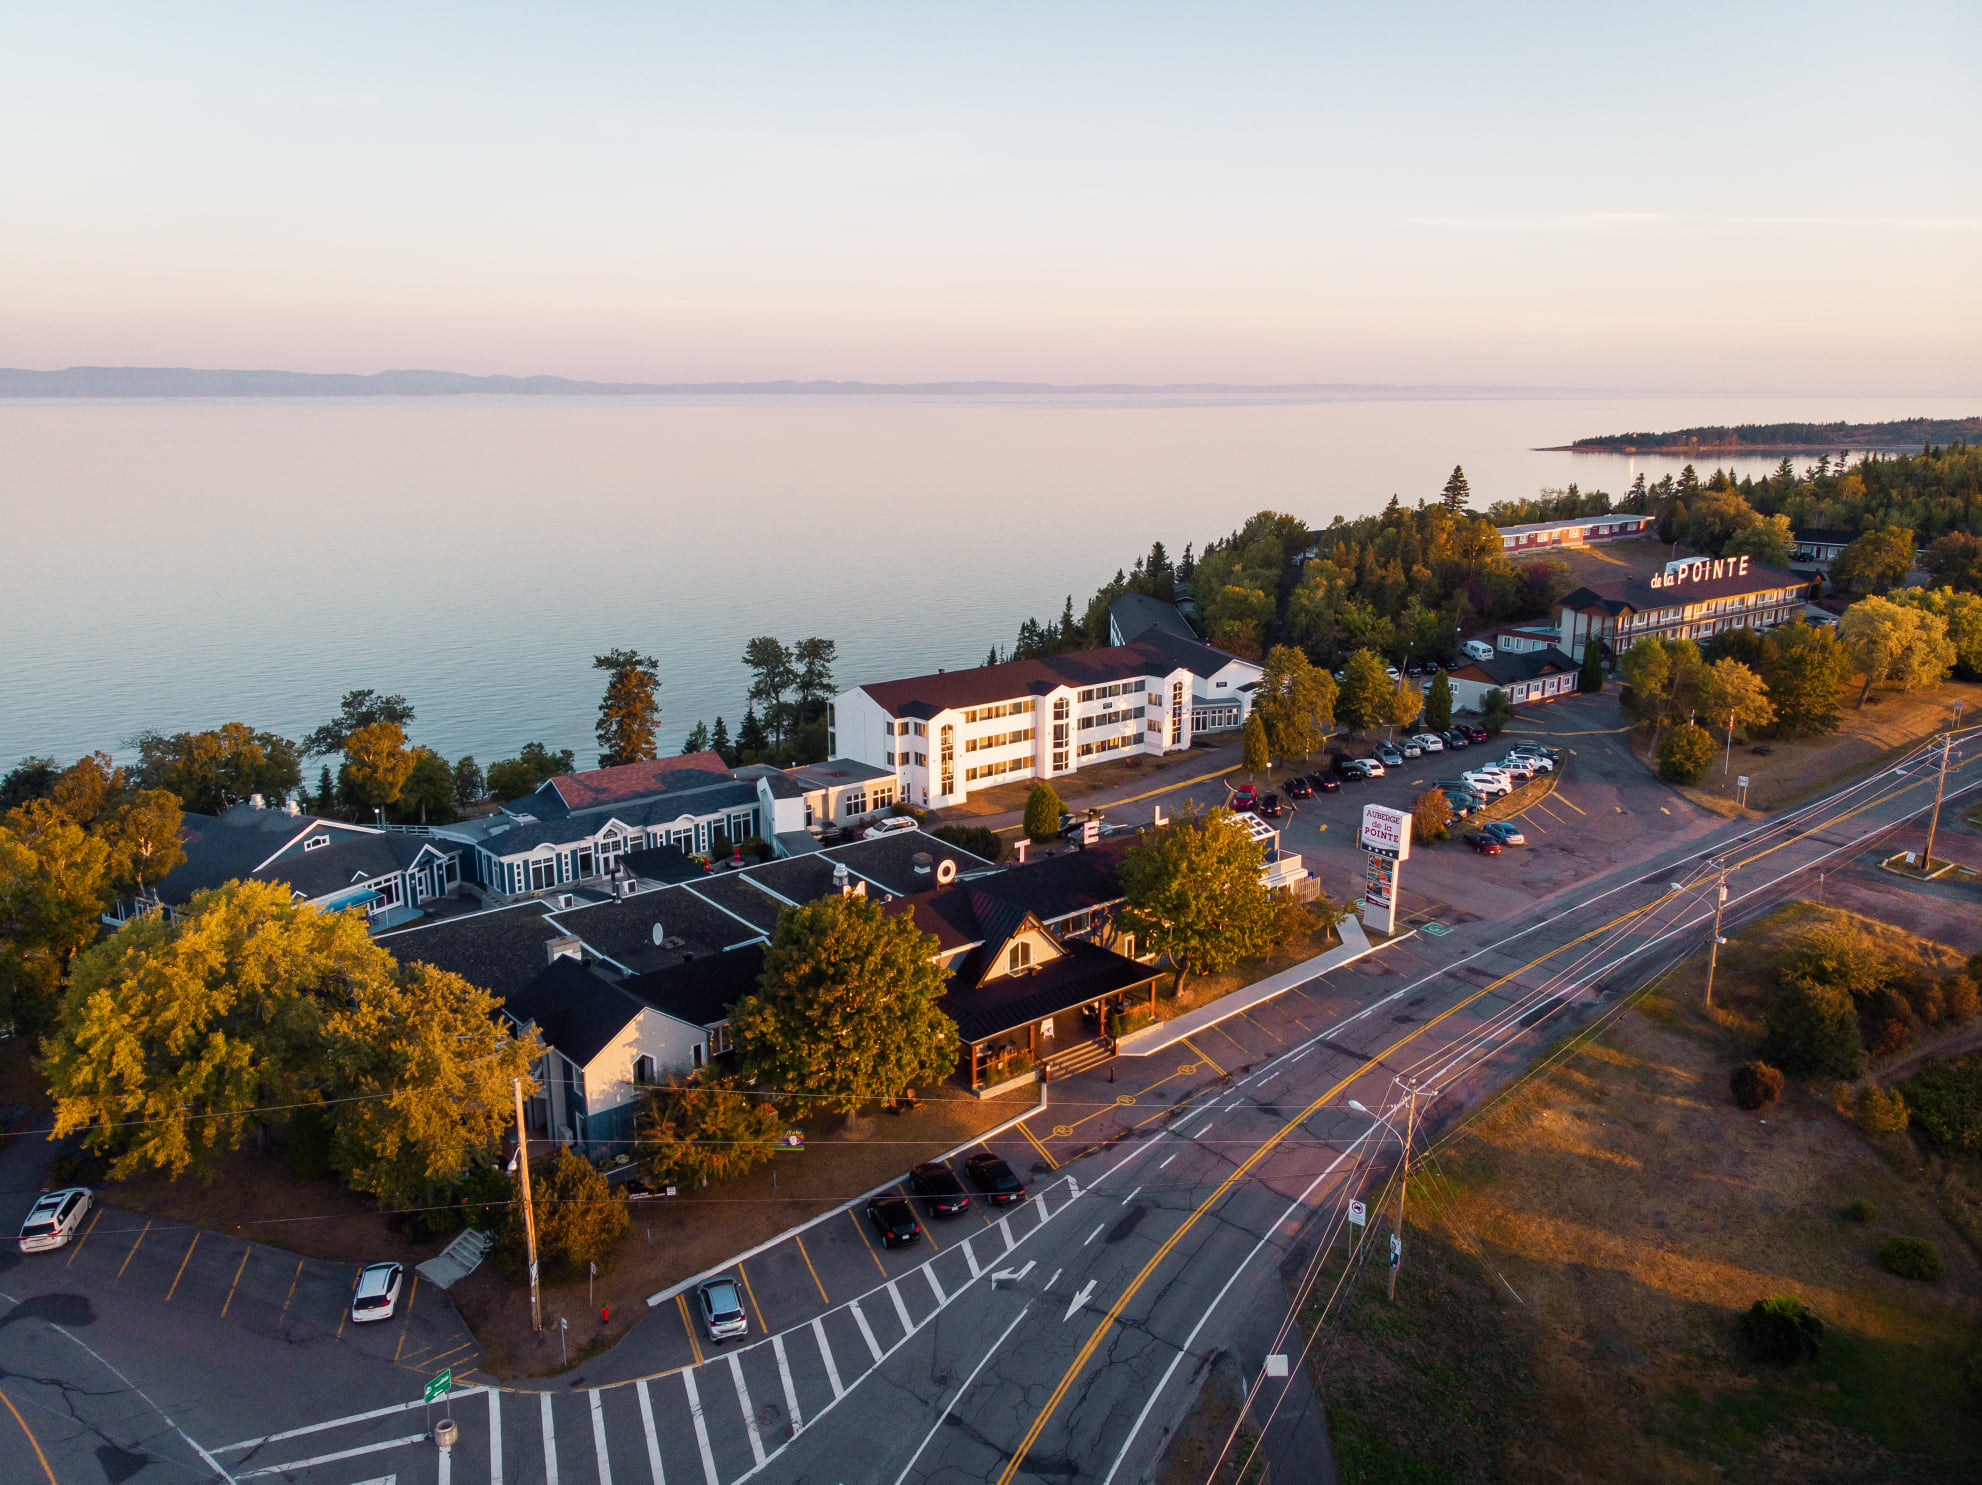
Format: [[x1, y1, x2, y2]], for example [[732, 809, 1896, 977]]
[[682, 1367, 719, 1485], [1287, 1046, 1313, 1065], [924, 1264, 946, 1306], [811, 1316, 845, 1397], [1036, 1193, 1050, 1222], [440, 1439, 451, 1485], [1223, 1099, 1242, 1112], [728, 1350, 768, 1467], [1120, 1186, 1141, 1206], [239, 1434, 429, 1480], [850, 1299, 885, 1364], [540, 1392, 559, 1485], [961, 1236, 981, 1278], [1083, 1223, 1105, 1247], [886, 1278, 914, 1336], [488, 1386, 503, 1485], [888, 1305, 1033, 1485], [217, 1393, 464, 1453], [589, 1390, 614, 1485], [773, 1332, 804, 1434], [1158, 1153, 1176, 1169], [1191, 1120, 1217, 1139], [998, 1215, 1015, 1253], [1066, 1177, 1082, 1200], [635, 1379, 665, 1485]]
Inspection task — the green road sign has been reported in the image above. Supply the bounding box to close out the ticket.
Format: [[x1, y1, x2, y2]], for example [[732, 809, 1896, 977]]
[[424, 1369, 452, 1405]]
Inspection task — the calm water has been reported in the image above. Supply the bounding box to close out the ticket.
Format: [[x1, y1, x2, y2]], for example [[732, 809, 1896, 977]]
[[3, 391, 1972, 770]]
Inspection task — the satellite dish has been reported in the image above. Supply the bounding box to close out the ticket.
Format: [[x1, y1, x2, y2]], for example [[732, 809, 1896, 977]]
[[651, 922, 665, 946], [936, 859, 957, 885]]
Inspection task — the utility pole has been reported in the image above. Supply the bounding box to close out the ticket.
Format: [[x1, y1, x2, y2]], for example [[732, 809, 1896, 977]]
[[1387, 1083, 1419, 1302], [513, 1077, 541, 1332], [1703, 861, 1729, 1007], [1723, 709, 1736, 777], [1922, 731, 1952, 873]]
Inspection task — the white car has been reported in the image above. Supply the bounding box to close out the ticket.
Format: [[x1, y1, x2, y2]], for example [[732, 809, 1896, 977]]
[[1507, 751, 1555, 772], [350, 1262, 404, 1324], [865, 817, 917, 838], [1399, 738, 1423, 758], [1462, 770, 1512, 798], [1410, 733, 1446, 753], [1497, 757, 1538, 781], [19, 1186, 92, 1253], [697, 1277, 749, 1341]]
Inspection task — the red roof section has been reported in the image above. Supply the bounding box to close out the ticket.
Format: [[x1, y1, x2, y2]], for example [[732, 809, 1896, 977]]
[[550, 750, 733, 812]]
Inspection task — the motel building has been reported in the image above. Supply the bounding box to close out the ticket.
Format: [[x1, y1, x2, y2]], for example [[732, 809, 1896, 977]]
[[1555, 554, 1813, 657], [829, 634, 1264, 809], [1496, 513, 1655, 552]]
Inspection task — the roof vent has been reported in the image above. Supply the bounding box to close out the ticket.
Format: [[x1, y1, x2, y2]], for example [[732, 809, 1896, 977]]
[[833, 862, 851, 894], [545, 934, 582, 965], [249, 793, 265, 810], [911, 852, 933, 875], [651, 921, 666, 946], [285, 800, 301, 817]]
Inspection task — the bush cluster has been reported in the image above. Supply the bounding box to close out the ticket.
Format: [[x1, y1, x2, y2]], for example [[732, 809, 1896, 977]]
[[1849, 1081, 1909, 1134], [1730, 1060, 1783, 1111], [932, 823, 1006, 862], [1898, 1055, 1982, 1151], [1739, 1294, 1825, 1364], [1656, 723, 1716, 784], [1841, 1198, 1878, 1223], [1757, 923, 1977, 1078], [1876, 1236, 1944, 1282]]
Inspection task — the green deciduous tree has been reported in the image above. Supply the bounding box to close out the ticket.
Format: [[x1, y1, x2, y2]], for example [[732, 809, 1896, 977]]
[[1722, 513, 1795, 568], [1255, 646, 1336, 762], [1424, 669, 1454, 730], [1242, 710, 1270, 773], [1579, 636, 1605, 694], [1479, 688, 1515, 736], [635, 1073, 786, 1187], [507, 1145, 628, 1279], [0, 803, 114, 1036], [339, 721, 417, 815], [1116, 807, 1275, 994], [485, 742, 576, 802], [1762, 623, 1852, 736], [1763, 973, 1865, 1079], [304, 690, 414, 757], [1383, 675, 1424, 731], [742, 637, 798, 750], [131, 724, 303, 813], [1410, 789, 1452, 845], [1656, 722, 1715, 784], [0, 757, 59, 812], [452, 756, 485, 807], [1884, 586, 1982, 681], [1700, 659, 1775, 742], [98, 789, 186, 899], [593, 647, 662, 768], [1023, 781, 1064, 842], [1839, 594, 1956, 705], [1336, 649, 1391, 734], [393, 748, 457, 824], [732, 893, 957, 1124], [1830, 526, 1917, 597], [1921, 532, 1982, 595]]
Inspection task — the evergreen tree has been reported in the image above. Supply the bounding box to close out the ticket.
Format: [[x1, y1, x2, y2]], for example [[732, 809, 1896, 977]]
[[710, 717, 734, 765], [1023, 781, 1065, 842], [683, 720, 712, 754], [593, 648, 662, 768], [1242, 710, 1270, 773], [452, 756, 484, 807], [1580, 636, 1605, 694], [1439, 465, 1471, 512], [316, 765, 337, 816], [736, 705, 770, 759], [741, 637, 797, 749], [1058, 596, 1081, 650], [1179, 542, 1195, 584], [1424, 670, 1454, 731]]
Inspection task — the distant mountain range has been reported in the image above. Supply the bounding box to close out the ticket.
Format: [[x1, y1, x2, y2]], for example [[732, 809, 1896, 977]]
[[1547, 417, 1981, 454], [0, 366, 1556, 398]]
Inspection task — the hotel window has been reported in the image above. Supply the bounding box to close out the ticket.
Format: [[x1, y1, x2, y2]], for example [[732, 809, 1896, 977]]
[[1053, 697, 1070, 722], [1052, 749, 1068, 772], [1008, 940, 1032, 974], [530, 858, 555, 891], [940, 726, 955, 796], [885, 751, 895, 765], [1170, 680, 1185, 744], [843, 788, 867, 816]]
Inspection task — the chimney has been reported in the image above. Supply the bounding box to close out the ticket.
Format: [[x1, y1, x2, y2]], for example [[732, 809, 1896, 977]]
[[545, 934, 582, 964], [249, 793, 265, 810], [285, 799, 301, 817], [911, 852, 932, 876]]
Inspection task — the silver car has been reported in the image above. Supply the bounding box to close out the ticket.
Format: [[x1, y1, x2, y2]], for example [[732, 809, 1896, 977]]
[[19, 1186, 92, 1253], [698, 1277, 749, 1341]]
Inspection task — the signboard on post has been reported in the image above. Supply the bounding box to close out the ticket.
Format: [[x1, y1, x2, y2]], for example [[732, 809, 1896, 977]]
[[1359, 805, 1412, 862], [425, 1368, 452, 1405], [1348, 1200, 1367, 1227], [1360, 804, 1410, 934]]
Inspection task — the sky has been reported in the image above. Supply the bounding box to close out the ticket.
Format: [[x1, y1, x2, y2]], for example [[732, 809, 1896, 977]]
[[2, 3, 1977, 393]]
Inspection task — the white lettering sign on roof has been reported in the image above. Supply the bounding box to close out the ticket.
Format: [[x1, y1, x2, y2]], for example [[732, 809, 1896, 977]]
[[1651, 555, 1751, 589]]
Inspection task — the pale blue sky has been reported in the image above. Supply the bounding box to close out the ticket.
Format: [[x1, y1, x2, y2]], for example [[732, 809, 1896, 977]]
[[3, 3, 1976, 390]]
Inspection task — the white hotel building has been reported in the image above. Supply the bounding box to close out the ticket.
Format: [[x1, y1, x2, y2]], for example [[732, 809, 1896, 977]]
[[1556, 554, 1813, 655], [830, 634, 1264, 809]]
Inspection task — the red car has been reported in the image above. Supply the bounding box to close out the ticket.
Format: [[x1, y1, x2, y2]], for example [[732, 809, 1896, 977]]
[[1229, 784, 1258, 810], [1463, 831, 1503, 855]]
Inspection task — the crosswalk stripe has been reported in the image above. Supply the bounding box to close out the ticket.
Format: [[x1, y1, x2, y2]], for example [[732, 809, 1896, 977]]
[[682, 1367, 719, 1485], [924, 1265, 946, 1306], [539, 1392, 559, 1485], [998, 1215, 1014, 1253], [886, 1279, 914, 1337], [589, 1390, 613, 1485], [811, 1317, 845, 1398], [772, 1333, 803, 1434], [487, 1386, 503, 1485], [850, 1300, 885, 1365], [727, 1350, 768, 1468], [635, 1379, 666, 1485], [961, 1237, 981, 1278]]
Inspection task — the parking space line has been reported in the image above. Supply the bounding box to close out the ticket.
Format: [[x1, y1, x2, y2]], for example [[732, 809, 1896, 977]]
[[220, 1245, 252, 1316], [735, 1259, 769, 1335], [1207, 1022, 1251, 1059], [634, 1378, 662, 1485], [773, 1332, 804, 1432], [682, 1366, 719, 1485], [336, 1270, 359, 1340], [1237, 1008, 1284, 1043], [589, 1389, 614, 1485], [161, 1231, 199, 1299], [793, 1234, 831, 1304], [539, 1390, 560, 1485], [1017, 1121, 1060, 1170], [848, 1209, 888, 1275], [1553, 789, 1587, 814], [675, 1293, 706, 1366], [850, 1299, 885, 1363], [115, 1219, 151, 1280], [393, 1274, 420, 1362], [1183, 1038, 1226, 1077], [65, 1207, 102, 1266], [811, 1316, 845, 1397], [886, 1278, 914, 1335], [280, 1257, 304, 1319]]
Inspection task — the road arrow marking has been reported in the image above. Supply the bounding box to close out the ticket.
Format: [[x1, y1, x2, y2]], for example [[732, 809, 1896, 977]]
[[990, 1261, 1035, 1288], [1063, 1280, 1097, 1322]]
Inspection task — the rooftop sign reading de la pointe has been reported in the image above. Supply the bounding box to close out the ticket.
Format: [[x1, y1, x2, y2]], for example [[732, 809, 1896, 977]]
[[1360, 804, 1412, 861], [1650, 554, 1753, 589]]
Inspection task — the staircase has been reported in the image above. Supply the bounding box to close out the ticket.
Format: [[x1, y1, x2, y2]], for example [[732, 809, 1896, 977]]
[[416, 1226, 494, 1289], [1041, 1037, 1114, 1080]]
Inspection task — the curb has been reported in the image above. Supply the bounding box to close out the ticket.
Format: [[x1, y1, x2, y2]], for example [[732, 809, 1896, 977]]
[[643, 1088, 1047, 1308]]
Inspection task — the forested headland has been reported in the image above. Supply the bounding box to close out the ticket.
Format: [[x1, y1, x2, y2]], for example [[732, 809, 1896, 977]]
[[1550, 417, 1981, 454]]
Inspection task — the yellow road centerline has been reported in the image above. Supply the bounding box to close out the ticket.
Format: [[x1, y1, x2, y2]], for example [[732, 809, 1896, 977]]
[[1017, 1120, 1061, 1170], [116, 1219, 151, 1280], [735, 1259, 770, 1333], [1182, 1038, 1226, 1078], [0, 1387, 57, 1485], [220, 1246, 251, 1317]]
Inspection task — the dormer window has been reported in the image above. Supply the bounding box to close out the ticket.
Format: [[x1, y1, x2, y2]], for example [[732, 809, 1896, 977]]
[[304, 834, 328, 852], [1008, 941, 1032, 974]]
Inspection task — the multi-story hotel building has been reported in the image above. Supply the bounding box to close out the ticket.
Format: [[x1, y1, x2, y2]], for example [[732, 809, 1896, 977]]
[[830, 634, 1263, 808], [1555, 554, 1814, 656]]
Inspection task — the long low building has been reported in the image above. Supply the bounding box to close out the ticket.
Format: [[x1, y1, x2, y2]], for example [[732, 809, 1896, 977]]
[[830, 634, 1262, 809], [1553, 554, 1812, 656], [1497, 513, 1655, 552]]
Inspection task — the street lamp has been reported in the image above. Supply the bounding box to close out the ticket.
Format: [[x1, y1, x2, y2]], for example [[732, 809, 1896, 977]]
[[1348, 1099, 1372, 1116]]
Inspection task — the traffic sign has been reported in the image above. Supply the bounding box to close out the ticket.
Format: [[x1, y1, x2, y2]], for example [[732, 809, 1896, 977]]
[[1389, 1233, 1402, 1268], [1347, 1200, 1367, 1227], [424, 1369, 452, 1405]]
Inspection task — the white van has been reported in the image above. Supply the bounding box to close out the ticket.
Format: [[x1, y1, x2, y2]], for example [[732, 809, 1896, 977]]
[[1462, 639, 1495, 664]]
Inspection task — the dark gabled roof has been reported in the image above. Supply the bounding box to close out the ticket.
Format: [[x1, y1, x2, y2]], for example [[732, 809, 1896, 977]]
[[1792, 527, 1859, 547], [1447, 649, 1579, 686], [880, 834, 1134, 956], [501, 958, 644, 1067], [508, 750, 735, 821], [855, 636, 1252, 720], [475, 779, 762, 857], [940, 939, 1160, 1044], [947, 893, 1060, 990], [379, 901, 567, 1002], [1558, 559, 1809, 617], [622, 843, 709, 885], [811, 830, 999, 897], [548, 882, 766, 976], [252, 832, 448, 900], [682, 875, 787, 935], [619, 944, 766, 1029], [1109, 591, 1198, 645], [157, 803, 374, 902], [787, 758, 896, 789], [733, 764, 808, 799]]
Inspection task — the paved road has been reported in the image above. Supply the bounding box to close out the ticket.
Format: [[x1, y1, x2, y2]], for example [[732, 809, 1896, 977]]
[[4, 709, 1977, 1485]]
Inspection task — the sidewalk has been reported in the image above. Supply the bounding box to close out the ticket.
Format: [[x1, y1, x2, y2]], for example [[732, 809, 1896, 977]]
[[934, 741, 1245, 834], [1115, 913, 1410, 1057]]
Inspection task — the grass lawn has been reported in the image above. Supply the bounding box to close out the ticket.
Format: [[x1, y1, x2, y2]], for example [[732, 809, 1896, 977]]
[[1303, 901, 1982, 1483], [931, 748, 1235, 821]]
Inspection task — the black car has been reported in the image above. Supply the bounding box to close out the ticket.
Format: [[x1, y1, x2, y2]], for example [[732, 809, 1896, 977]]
[[1308, 773, 1341, 793], [1335, 758, 1368, 781], [964, 1152, 1028, 1205], [1284, 777, 1312, 800], [906, 1161, 971, 1216], [1256, 792, 1282, 818], [866, 1195, 922, 1247], [1439, 729, 1469, 749]]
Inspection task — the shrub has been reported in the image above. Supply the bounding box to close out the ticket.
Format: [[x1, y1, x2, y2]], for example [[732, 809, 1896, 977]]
[[1271, 897, 1319, 948], [1479, 689, 1514, 735], [1898, 1055, 1982, 1151], [1850, 1081, 1909, 1133], [932, 824, 1006, 863], [1842, 1198, 1878, 1223], [1739, 1295, 1825, 1364], [288, 1105, 335, 1180], [1107, 1007, 1155, 1038], [1939, 973, 1980, 1026], [459, 1162, 515, 1233], [1730, 1061, 1784, 1111], [1763, 973, 1867, 1079], [1023, 781, 1065, 843], [46, 1149, 110, 1187], [1410, 788, 1452, 845], [1656, 723, 1716, 784], [1877, 1236, 1944, 1282], [504, 1145, 629, 1279], [1777, 922, 1898, 1003]]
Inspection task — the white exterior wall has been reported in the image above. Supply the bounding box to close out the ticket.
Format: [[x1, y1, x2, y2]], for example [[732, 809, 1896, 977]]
[[580, 1007, 711, 1119], [1449, 669, 1576, 713]]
